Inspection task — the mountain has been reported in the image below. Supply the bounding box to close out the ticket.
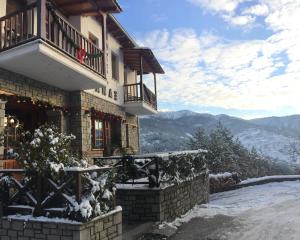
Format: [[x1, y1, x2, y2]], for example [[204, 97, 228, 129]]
[[139, 110, 300, 163]]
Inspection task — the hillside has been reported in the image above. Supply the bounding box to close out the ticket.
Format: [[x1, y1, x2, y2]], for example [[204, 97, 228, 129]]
[[140, 110, 300, 163]]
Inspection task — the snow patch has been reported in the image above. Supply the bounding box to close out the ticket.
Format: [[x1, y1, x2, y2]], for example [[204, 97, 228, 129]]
[[160, 181, 300, 229]]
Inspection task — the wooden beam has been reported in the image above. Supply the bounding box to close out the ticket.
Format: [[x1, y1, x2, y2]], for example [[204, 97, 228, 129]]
[[154, 73, 157, 109], [140, 54, 144, 100], [37, 0, 47, 38]]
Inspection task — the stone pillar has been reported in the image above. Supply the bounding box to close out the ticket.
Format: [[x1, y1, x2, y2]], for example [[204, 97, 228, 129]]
[[0, 99, 6, 168], [81, 110, 92, 157], [68, 108, 93, 162], [46, 110, 68, 133]]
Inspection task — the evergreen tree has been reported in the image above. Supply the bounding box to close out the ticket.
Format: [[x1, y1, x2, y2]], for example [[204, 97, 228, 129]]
[[188, 124, 292, 179]]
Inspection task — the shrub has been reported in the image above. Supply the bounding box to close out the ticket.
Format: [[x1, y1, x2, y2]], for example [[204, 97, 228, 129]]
[[159, 150, 208, 184], [0, 124, 116, 221], [15, 125, 80, 173]]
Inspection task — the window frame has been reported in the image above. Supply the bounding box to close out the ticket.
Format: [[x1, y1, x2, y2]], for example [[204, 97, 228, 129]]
[[88, 32, 99, 47], [92, 118, 104, 150], [111, 51, 119, 81]]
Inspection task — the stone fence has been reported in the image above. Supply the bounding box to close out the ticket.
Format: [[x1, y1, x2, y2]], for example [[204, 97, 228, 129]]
[[116, 173, 209, 223], [0, 207, 122, 240]]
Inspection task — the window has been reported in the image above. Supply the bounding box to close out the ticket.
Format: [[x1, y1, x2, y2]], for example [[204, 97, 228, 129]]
[[111, 51, 119, 80], [102, 87, 106, 96], [92, 119, 113, 151], [95, 88, 101, 93], [93, 119, 104, 149], [89, 33, 99, 46], [108, 89, 112, 98]]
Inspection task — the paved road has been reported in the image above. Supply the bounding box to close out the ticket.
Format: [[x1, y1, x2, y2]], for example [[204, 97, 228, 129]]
[[168, 181, 300, 240]]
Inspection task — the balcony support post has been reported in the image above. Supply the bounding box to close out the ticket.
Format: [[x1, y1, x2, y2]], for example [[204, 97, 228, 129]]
[[153, 73, 157, 109], [101, 12, 107, 76], [37, 0, 47, 39], [139, 54, 144, 101]]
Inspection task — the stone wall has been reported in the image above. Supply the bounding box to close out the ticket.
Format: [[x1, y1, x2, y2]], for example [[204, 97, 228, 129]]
[[0, 99, 6, 166], [70, 91, 140, 159], [116, 174, 209, 223], [0, 68, 69, 107], [0, 68, 140, 161], [0, 208, 122, 240]]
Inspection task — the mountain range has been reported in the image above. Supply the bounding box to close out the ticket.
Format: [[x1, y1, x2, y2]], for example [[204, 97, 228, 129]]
[[139, 110, 300, 163]]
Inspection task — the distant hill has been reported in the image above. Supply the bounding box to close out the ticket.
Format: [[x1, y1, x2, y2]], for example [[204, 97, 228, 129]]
[[140, 110, 300, 163]]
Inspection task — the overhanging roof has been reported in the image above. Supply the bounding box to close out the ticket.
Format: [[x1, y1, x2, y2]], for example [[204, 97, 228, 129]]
[[123, 48, 164, 74], [107, 15, 137, 48], [52, 0, 122, 16]]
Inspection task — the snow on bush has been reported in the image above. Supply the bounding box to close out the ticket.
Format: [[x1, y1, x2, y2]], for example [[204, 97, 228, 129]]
[[0, 124, 116, 222], [15, 125, 80, 173], [159, 149, 208, 184], [209, 172, 240, 193]]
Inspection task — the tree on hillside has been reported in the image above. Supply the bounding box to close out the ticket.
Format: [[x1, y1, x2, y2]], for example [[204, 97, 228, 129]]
[[188, 123, 293, 179]]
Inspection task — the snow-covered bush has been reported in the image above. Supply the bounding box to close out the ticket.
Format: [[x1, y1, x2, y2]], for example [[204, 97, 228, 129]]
[[65, 169, 117, 221], [160, 150, 208, 184], [0, 124, 117, 222], [209, 172, 240, 193], [15, 125, 80, 173]]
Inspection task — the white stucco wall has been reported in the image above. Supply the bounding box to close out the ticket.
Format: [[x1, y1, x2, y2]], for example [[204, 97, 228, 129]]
[[0, 0, 7, 17], [126, 69, 137, 84], [80, 16, 103, 50], [84, 20, 138, 107]]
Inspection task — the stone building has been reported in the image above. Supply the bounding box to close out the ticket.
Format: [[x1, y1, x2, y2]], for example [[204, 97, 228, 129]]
[[0, 0, 164, 167]]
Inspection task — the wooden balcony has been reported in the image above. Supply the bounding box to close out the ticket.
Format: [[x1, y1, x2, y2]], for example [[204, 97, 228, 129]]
[[124, 82, 157, 115], [0, 1, 106, 91]]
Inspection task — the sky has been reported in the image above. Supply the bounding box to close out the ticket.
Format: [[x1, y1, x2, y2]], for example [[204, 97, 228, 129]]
[[116, 0, 300, 119]]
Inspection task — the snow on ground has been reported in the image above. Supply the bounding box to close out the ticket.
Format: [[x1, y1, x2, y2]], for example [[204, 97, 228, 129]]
[[161, 181, 300, 230], [227, 199, 300, 240], [240, 175, 300, 184], [236, 128, 293, 162]]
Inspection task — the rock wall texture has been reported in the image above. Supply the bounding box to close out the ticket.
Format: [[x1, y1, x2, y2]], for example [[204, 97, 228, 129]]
[[116, 173, 209, 223], [0, 208, 122, 240]]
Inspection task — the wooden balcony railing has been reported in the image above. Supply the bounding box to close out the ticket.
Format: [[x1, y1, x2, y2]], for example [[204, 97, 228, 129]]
[[0, 1, 105, 76], [0, 3, 38, 50], [124, 82, 157, 110], [0, 167, 113, 220]]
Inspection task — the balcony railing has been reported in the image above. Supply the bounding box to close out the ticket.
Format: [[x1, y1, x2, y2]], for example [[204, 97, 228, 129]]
[[0, 167, 113, 221], [0, 1, 105, 76], [124, 82, 157, 110]]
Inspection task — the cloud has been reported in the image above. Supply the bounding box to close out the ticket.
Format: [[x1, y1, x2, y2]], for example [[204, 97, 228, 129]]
[[188, 0, 245, 14], [139, 0, 300, 113], [223, 14, 255, 26], [243, 4, 269, 16], [188, 0, 255, 27]]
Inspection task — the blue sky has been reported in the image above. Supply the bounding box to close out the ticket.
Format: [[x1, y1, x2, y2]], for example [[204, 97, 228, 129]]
[[116, 0, 300, 119]]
